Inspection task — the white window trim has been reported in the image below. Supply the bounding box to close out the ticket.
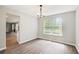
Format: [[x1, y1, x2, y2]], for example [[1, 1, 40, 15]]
[[42, 16, 63, 36]]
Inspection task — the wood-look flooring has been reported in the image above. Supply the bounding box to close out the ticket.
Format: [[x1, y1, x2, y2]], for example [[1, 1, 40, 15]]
[[0, 39, 78, 54], [6, 32, 18, 49]]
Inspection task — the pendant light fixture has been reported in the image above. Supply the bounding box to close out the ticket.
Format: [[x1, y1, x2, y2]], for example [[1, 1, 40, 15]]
[[40, 5, 43, 18]]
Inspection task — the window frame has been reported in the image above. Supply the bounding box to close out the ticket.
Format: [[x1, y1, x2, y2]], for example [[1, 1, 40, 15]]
[[42, 16, 63, 36]]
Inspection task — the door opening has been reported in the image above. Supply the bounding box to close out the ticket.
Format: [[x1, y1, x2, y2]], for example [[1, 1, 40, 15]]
[[6, 13, 20, 49]]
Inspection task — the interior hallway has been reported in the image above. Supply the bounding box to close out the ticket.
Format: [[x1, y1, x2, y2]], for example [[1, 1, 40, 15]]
[[6, 32, 18, 49], [1, 39, 78, 54]]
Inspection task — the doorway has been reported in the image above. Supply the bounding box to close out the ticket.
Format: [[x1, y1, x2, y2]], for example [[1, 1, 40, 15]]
[[6, 13, 20, 49]]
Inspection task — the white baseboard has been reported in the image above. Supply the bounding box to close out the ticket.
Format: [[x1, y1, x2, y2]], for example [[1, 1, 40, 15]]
[[19, 40, 26, 44], [0, 47, 6, 51], [19, 40, 31, 44], [38, 37, 75, 46], [19, 38, 37, 44]]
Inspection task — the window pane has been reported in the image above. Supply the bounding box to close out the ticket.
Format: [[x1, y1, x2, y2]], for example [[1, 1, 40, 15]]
[[43, 16, 63, 36]]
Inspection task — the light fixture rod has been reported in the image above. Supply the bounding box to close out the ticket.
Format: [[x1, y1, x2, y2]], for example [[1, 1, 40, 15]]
[[40, 5, 42, 18]]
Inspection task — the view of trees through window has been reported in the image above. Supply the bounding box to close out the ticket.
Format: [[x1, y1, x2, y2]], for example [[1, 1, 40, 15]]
[[43, 16, 63, 36]]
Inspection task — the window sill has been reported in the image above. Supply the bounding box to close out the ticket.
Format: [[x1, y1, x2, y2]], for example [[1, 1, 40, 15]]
[[43, 33, 63, 37]]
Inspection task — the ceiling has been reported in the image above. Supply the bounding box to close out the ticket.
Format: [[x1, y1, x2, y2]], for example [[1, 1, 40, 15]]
[[3, 5, 78, 16]]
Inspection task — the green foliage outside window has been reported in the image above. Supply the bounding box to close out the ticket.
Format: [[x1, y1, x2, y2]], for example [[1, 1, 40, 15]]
[[43, 16, 63, 36]]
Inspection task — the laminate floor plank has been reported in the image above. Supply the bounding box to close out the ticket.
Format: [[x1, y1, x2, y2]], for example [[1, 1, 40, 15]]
[[0, 39, 78, 54]]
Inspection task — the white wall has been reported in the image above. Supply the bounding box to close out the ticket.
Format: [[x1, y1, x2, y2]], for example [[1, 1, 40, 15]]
[[38, 11, 76, 45], [75, 7, 79, 52], [19, 13, 37, 43], [0, 7, 37, 50], [6, 13, 19, 23], [0, 9, 6, 50]]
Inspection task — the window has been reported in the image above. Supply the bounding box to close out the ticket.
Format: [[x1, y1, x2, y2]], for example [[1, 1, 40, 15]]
[[43, 16, 63, 36]]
